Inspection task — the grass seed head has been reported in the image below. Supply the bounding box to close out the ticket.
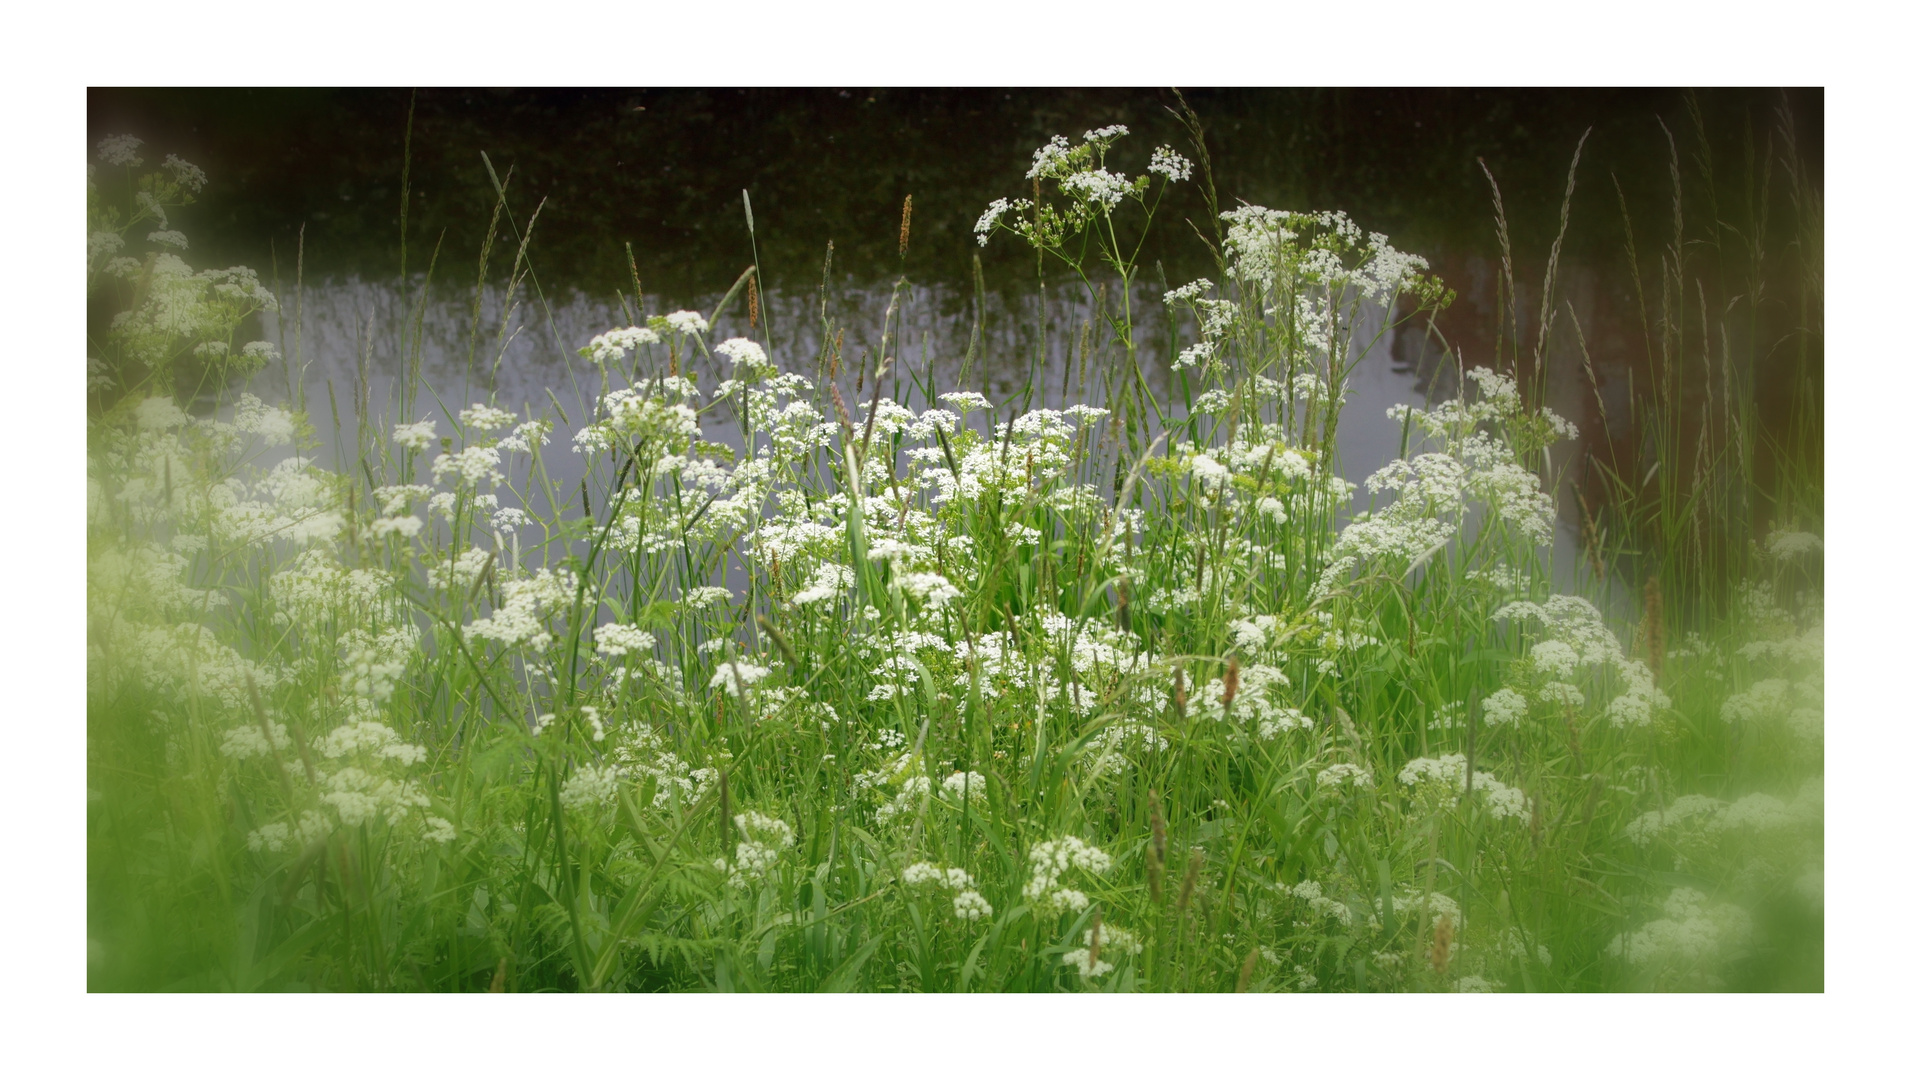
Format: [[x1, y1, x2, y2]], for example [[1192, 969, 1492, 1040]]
[[1177, 849, 1205, 911]]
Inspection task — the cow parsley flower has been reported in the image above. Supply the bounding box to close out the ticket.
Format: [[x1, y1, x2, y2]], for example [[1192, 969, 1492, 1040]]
[[1175, 341, 1216, 372], [662, 310, 708, 335], [1061, 923, 1140, 980], [791, 563, 852, 606], [432, 445, 503, 488], [952, 890, 993, 921], [247, 823, 290, 853], [1149, 146, 1193, 182], [1606, 887, 1752, 972], [372, 515, 424, 539], [1398, 754, 1528, 820], [1257, 708, 1312, 738], [940, 771, 986, 801], [1024, 835, 1111, 909], [240, 341, 281, 366], [459, 403, 516, 433], [715, 337, 775, 379], [898, 571, 959, 609], [710, 661, 770, 696], [1721, 679, 1791, 725], [1273, 880, 1354, 925], [498, 420, 551, 453], [902, 862, 975, 891], [686, 585, 732, 609], [974, 197, 1025, 246], [1317, 763, 1374, 788], [1719, 792, 1794, 832], [1623, 794, 1725, 843], [595, 623, 657, 659], [162, 154, 207, 193], [714, 812, 794, 887], [147, 229, 188, 251], [1482, 688, 1528, 728], [1059, 169, 1134, 210], [1026, 134, 1073, 179], [1538, 681, 1585, 707], [583, 325, 661, 364], [1530, 640, 1578, 679], [98, 134, 144, 167], [558, 763, 621, 811], [1765, 530, 1822, 561], [393, 419, 439, 451], [134, 396, 191, 432], [1163, 279, 1213, 306]]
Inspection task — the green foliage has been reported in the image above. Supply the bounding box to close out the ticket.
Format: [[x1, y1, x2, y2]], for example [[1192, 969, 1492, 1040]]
[[86, 123, 1821, 993]]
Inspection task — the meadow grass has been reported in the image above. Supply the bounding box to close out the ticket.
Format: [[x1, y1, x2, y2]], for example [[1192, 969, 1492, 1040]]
[[86, 114, 1822, 993]]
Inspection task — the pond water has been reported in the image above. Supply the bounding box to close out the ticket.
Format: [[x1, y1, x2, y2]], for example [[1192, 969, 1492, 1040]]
[[94, 88, 1822, 594]]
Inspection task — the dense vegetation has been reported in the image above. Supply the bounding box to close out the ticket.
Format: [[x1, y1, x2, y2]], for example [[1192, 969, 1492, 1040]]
[[87, 112, 1821, 992]]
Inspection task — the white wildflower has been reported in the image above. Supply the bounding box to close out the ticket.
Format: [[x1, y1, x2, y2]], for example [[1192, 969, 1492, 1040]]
[[392, 419, 439, 451], [663, 310, 708, 335], [459, 403, 516, 433], [1482, 688, 1528, 728], [595, 623, 657, 659], [1148, 146, 1193, 182], [710, 661, 770, 696]]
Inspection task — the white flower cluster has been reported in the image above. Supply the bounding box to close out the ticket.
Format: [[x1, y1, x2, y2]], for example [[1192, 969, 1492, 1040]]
[[98, 134, 145, 167], [432, 445, 503, 488], [465, 567, 574, 651], [573, 385, 700, 457], [1023, 835, 1111, 912], [973, 197, 1023, 246], [1623, 790, 1803, 844], [497, 419, 551, 453], [393, 419, 439, 451], [1058, 168, 1136, 210], [1061, 923, 1140, 980], [1605, 887, 1752, 976], [459, 403, 516, 433], [940, 771, 986, 801], [1481, 688, 1528, 728], [1272, 880, 1354, 925], [714, 811, 795, 888], [1605, 659, 1672, 728], [1398, 754, 1528, 820], [1148, 146, 1193, 182], [661, 310, 708, 335], [1220, 206, 1434, 303], [1316, 763, 1374, 788], [715, 336, 776, 380], [1188, 663, 1308, 736], [560, 763, 623, 813], [901, 862, 994, 922], [594, 623, 658, 659], [872, 775, 930, 825], [1764, 529, 1822, 561], [582, 325, 662, 365], [791, 562, 853, 606], [709, 660, 771, 696]]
